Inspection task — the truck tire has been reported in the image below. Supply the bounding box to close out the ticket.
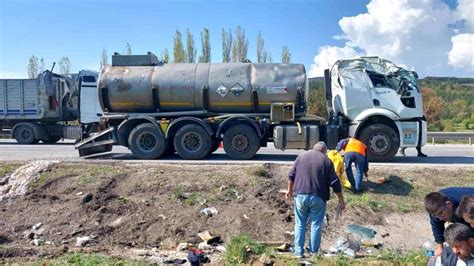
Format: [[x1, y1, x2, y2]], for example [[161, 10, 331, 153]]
[[128, 123, 167, 159], [173, 124, 212, 160], [223, 125, 260, 160], [41, 136, 62, 144], [14, 125, 36, 144], [359, 124, 399, 162]]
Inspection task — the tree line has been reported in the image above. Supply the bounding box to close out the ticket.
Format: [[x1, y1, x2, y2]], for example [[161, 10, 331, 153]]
[[28, 26, 291, 78], [99, 26, 291, 67], [27, 56, 71, 78]]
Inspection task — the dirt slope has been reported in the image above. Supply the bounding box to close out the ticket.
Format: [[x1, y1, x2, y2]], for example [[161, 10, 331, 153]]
[[0, 161, 472, 262]]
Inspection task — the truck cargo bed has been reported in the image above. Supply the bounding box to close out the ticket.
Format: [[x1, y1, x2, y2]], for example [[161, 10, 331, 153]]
[[0, 79, 42, 120]]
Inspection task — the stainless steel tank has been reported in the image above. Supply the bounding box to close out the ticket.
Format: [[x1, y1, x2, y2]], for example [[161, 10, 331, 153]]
[[98, 62, 307, 115]]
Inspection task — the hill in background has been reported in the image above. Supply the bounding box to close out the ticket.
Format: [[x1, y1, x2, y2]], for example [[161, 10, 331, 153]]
[[307, 77, 474, 131]]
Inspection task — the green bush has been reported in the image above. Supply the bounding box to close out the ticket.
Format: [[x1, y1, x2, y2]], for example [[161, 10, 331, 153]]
[[225, 235, 268, 264]]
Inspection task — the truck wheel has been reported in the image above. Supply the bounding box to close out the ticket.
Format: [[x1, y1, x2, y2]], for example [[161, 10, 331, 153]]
[[359, 124, 399, 162], [41, 136, 62, 144], [223, 125, 260, 160], [128, 123, 167, 159], [14, 125, 36, 144], [173, 124, 212, 160]]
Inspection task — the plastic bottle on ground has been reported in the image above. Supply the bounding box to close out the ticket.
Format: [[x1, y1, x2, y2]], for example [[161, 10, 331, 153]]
[[423, 239, 435, 257]]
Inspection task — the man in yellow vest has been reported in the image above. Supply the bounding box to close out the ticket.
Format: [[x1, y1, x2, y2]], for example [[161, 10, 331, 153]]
[[336, 137, 369, 193]]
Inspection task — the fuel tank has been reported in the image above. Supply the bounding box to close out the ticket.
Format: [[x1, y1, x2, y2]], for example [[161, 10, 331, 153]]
[[98, 54, 307, 115]]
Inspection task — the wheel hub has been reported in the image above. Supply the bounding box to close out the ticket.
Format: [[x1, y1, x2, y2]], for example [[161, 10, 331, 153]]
[[369, 134, 389, 153], [139, 133, 157, 151], [232, 134, 249, 152], [183, 133, 201, 151], [21, 130, 31, 139]]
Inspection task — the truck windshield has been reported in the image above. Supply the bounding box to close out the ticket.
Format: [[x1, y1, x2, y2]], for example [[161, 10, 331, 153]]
[[82, 76, 96, 83], [395, 69, 419, 92], [367, 71, 391, 88]]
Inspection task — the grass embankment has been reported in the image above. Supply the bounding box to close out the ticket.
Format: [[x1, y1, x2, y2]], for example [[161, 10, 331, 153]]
[[0, 162, 473, 265]]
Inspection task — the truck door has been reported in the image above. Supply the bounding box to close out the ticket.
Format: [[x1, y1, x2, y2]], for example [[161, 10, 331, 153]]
[[79, 75, 100, 124]]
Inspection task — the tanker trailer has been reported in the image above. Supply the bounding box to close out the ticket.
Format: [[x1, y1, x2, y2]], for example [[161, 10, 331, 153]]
[[76, 52, 325, 159]]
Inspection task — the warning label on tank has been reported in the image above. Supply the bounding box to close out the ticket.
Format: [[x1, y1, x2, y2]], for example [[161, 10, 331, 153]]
[[267, 87, 288, 94], [216, 85, 228, 97]]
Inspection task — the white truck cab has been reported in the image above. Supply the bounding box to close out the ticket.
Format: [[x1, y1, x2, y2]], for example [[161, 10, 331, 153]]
[[77, 70, 102, 125], [327, 57, 427, 161]]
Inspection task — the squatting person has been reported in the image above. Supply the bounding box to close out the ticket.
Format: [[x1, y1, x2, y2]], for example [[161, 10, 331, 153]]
[[424, 187, 474, 256]]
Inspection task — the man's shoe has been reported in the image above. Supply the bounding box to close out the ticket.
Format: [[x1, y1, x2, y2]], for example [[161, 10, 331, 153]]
[[417, 152, 428, 157]]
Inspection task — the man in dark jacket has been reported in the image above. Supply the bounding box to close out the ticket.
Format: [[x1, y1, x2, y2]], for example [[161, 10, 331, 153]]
[[424, 187, 474, 256], [286, 141, 345, 258]]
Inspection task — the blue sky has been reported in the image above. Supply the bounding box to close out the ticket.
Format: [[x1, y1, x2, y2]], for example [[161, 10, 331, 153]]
[[0, 0, 472, 78]]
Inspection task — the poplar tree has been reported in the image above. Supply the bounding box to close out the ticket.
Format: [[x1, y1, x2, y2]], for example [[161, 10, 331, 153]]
[[281, 45, 291, 63], [198, 28, 211, 63], [27, 55, 38, 78], [173, 30, 186, 63], [221, 28, 232, 63], [186, 29, 196, 63]]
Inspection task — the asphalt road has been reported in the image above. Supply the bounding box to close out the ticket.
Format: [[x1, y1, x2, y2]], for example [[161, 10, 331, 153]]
[[0, 139, 473, 165]]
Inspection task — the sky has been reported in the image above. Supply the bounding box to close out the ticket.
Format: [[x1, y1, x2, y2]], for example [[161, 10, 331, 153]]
[[0, 0, 472, 79]]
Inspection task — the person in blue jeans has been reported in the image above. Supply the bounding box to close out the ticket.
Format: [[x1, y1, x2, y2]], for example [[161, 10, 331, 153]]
[[336, 137, 369, 192], [286, 141, 346, 258]]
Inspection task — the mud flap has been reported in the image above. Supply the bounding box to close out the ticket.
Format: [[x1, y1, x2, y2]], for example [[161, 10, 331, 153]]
[[75, 127, 116, 157]]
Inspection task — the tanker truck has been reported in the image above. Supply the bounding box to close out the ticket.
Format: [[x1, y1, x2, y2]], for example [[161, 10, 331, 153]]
[[0, 70, 100, 143], [76, 53, 426, 161]]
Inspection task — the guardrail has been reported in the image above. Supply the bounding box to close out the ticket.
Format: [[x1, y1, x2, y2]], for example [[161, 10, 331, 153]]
[[427, 132, 474, 145]]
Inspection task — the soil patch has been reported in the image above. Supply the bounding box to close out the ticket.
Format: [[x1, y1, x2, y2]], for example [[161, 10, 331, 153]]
[[0, 161, 472, 263]]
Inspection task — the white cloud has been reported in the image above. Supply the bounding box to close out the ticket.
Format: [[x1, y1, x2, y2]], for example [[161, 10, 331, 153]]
[[310, 0, 474, 77], [448, 33, 474, 69], [309, 45, 360, 77], [456, 0, 474, 30]]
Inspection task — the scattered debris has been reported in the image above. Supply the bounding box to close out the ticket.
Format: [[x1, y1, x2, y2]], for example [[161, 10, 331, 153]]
[[30, 239, 44, 246], [76, 235, 94, 247], [176, 242, 191, 251], [243, 214, 250, 219], [198, 242, 212, 250], [276, 243, 292, 252], [163, 258, 186, 264], [75, 192, 83, 196], [327, 237, 357, 258], [71, 229, 84, 236], [199, 207, 218, 217], [381, 233, 390, 238], [81, 193, 93, 204], [376, 177, 390, 184], [346, 224, 377, 240], [32, 223, 42, 230]]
